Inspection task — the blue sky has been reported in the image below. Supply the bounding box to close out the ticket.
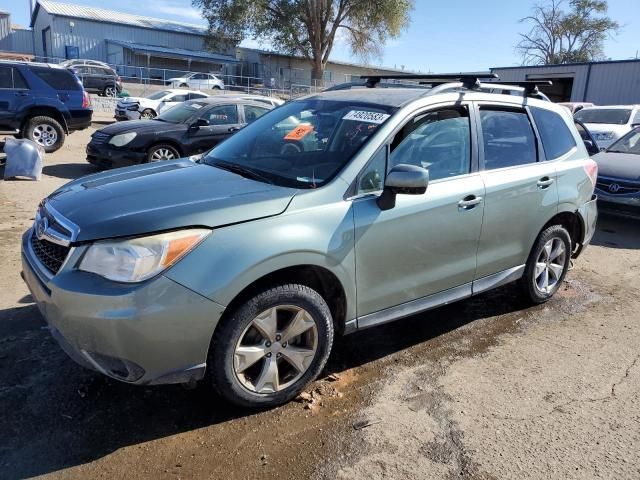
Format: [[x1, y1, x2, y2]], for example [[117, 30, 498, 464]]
[[6, 0, 640, 71]]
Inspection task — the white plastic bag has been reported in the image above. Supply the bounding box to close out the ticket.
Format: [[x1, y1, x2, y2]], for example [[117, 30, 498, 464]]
[[3, 138, 44, 180]]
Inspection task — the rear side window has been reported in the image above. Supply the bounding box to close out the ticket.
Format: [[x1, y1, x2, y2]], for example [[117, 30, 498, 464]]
[[0, 66, 28, 89], [480, 108, 537, 170], [244, 105, 270, 123], [189, 92, 208, 100], [531, 107, 576, 159], [203, 105, 239, 125], [29, 67, 81, 91]]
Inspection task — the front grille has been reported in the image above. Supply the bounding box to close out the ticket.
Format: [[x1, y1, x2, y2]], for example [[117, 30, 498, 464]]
[[596, 177, 640, 195], [30, 234, 71, 274], [91, 131, 111, 145]]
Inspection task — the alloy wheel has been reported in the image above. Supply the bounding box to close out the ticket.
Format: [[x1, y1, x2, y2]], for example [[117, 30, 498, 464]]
[[233, 305, 318, 394], [534, 237, 567, 294], [105, 86, 117, 97], [150, 148, 177, 161], [32, 124, 58, 147]]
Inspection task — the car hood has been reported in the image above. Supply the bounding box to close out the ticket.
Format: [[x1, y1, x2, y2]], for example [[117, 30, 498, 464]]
[[47, 160, 297, 242], [593, 152, 640, 180], [95, 119, 179, 136]]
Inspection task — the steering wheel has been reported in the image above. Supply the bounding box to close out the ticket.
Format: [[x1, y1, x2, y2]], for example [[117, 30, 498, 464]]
[[280, 142, 302, 156]]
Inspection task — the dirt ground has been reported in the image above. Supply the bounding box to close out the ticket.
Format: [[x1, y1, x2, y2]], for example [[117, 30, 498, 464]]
[[0, 129, 639, 479]]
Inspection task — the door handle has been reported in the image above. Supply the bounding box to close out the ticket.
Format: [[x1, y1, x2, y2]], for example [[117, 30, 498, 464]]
[[537, 177, 555, 189], [228, 126, 240, 132], [458, 195, 483, 210]]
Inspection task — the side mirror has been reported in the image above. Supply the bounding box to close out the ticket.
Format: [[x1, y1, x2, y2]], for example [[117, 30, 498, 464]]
[[377, 164, 429, 211], [189, 118, 209, 131], [583, 139, 599, 156]]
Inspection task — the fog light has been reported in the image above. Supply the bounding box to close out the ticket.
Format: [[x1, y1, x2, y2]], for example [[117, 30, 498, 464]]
[[85, 351, 145, 382]]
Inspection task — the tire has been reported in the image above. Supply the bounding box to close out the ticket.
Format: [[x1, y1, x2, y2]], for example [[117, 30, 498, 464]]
[[520, 225, 572, 304], [140, 109, 156, 119], [212, 85, 221, 90], [146, 144, 180, 162], [103, 85, 117, 97], [22, 115, 65, 153], [208, 284, 334, 408], [179, 83, 188, 88]]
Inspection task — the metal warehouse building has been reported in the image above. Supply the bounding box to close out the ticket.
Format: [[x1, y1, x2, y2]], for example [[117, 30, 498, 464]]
[[492, 59, 640, 105], [17, 0, 403, 88]]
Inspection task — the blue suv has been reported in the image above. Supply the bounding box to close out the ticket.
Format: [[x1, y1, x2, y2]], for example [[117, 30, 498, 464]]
[[0, 61, 92, 152]]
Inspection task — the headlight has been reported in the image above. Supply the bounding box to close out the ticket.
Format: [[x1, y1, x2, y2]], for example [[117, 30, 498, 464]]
[[79, 229, 211, 282], [108, 132, 137, 147]]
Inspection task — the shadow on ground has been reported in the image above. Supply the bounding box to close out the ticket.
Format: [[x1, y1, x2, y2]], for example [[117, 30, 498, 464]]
[[591, 212, 640, 249], [42, 163, 99, 179]]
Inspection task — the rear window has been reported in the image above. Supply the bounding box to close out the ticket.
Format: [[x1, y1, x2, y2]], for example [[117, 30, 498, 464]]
[[531, 107, 576, 159], [29, 67, 81, 91], [575, 108, 631, 125]]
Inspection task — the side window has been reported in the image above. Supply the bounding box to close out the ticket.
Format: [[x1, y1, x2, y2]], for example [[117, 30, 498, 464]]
[[531, 107, 576, 159], [357, 147, 386, 195], [0, 67, 13, 88], [244, 105, 269, 123], [189, 92, 207, 100], [171, 94, 189, 102], [13, 69, 28, 89], [203, 105, 239, 125], [389, 107, 471, 181], [193, 73, 206, 80], [29, 67, 81, 91], [479, 108, 537, 170], [633, 110, 640, 125]]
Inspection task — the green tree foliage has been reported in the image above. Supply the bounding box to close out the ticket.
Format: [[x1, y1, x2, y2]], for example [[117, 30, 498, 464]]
[[517, 0, 619, 65], [192, 0, 414, 81]]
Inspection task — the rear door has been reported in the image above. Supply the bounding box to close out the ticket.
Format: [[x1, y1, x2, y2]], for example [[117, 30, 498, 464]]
[[187, 104, 243, 154], [474, 103, 559, 279], [0, 66, 31, 129]]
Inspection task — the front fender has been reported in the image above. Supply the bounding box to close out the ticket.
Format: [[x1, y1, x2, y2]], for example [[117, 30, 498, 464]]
[[165, 201, 358, 322]]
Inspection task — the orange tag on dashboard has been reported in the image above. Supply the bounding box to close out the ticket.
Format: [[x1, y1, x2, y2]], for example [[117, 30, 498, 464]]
[[284, 124, 314, 141]]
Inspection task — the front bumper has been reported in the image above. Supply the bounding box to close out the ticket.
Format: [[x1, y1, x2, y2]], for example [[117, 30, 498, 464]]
[[21, 228, 224, 385], [86, 141, 146, 169], [114, 108, 140, 121], [594, 188, 640, 218]]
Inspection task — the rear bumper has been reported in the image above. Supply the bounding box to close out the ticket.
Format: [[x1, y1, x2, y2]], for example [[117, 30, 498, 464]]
[[66, 109, 93, 131], [574, 194, 598, 258], [21, 228, 224, 385]]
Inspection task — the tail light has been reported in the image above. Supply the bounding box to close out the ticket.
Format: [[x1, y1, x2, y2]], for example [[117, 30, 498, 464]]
[[584, 158, 598, 187], [82, 91, 90, 108]]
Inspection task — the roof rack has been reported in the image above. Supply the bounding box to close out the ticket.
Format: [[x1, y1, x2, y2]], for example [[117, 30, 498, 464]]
[[359, 72, 498, 89]]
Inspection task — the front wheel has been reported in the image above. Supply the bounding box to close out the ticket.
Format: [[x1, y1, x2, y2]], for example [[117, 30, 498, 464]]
[[208, 284, 334, 408], [146, 144, 180, 162], [103, 85, 117, 97], [520, 225, 571, 304], [140, 108, 156, 119]]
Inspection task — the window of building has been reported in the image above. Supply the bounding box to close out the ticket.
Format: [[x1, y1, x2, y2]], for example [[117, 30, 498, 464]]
[[389, 107, 471, 181], [479, 108, 537, 170], [531, 107, 577, 159]]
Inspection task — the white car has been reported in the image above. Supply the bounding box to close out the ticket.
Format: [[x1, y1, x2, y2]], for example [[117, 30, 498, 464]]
[[167, 72, 225, 90], [232, 94, 285, 107], [114, 89, 209, 121], [575, 105, 640, 150]]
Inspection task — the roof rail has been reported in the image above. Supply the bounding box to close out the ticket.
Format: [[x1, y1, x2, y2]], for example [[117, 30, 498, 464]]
[[485, 80, 552, 96], [359, 72, 498, 89]]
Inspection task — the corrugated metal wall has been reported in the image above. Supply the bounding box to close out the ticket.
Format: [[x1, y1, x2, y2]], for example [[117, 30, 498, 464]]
[[11, 29, 34, 54], [0, 13, 12, 50], [492, 61, 640, 105]]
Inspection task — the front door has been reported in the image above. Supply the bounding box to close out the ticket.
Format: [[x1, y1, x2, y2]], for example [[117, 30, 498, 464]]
[[187, 104, 244, 154], [0, 66, 31, 129], [474, 104, 559, 279], [353, 104, 485, 319]]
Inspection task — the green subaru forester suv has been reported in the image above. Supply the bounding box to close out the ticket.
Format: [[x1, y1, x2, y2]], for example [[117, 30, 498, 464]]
[[22, 74, 598, 407]]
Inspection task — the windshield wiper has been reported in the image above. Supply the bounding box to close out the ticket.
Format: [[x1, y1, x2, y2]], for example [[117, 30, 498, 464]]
[[211, 161, 275, 184]]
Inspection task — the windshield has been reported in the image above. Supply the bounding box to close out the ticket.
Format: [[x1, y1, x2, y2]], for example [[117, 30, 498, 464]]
[[575, 108, 632, 125], [202, 99, 395, 188], [156, 101, 208, 123], [607, 128, 640, 155], [147, 90, 171, 100]]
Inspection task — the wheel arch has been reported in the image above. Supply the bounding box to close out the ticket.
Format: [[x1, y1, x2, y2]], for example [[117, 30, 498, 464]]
[[147, 140, 184, 158], [21, 107, 69, 133], [538, 209, 584, 257], [220, 264, 348, 336]]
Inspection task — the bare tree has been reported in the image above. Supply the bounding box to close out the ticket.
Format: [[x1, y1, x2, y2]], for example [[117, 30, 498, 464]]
[[192, 0, 414, 82], [517, 0, 619, 65]]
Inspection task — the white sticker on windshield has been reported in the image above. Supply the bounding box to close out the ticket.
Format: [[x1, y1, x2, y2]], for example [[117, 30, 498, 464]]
[[343, 110, 390, 124], [191, 104, 203, 109]]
